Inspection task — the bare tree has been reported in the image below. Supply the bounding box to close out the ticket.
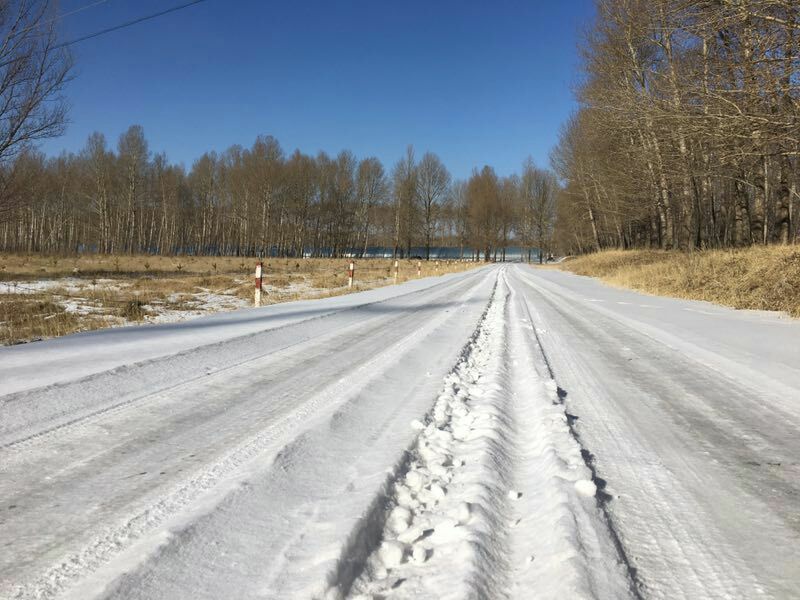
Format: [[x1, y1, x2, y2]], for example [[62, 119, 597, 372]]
[[355, 157, 388, 256], [521, 159, 557, 263], [449, 180, 469, 259], [391, 146, 417, 257], [0, 0, 72, 216], [83, 133, 112, 253], [416, 152, 450, 259], [466, 166, 501, 261], [117, 126, 149, 253]]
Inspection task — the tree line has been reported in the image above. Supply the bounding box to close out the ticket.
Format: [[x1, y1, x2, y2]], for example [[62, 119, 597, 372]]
[[553, 0, 800, 253], [0, 127, 558, 260]]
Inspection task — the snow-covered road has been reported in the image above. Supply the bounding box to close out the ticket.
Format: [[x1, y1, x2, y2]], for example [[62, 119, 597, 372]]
[[1, 265, 798, 599], [510, 267, 800, 599]]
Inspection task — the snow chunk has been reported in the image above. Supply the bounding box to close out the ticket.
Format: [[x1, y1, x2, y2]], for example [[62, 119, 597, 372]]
[[378, 541, 405, 568], [429, 483, 447, 500], [451, 501, 472, 525], [574, 479, 597, 497], [405, 471, 425, 492], [411, 544, 429, 564], [387, 506, 412, 534]]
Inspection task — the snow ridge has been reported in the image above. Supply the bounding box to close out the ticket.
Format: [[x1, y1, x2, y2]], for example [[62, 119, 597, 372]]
[[320, 276, 507, 599], [325, 269, 633, 599]]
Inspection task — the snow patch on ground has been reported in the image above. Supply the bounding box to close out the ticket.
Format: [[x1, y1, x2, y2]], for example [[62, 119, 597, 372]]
[[143, 291, 250, 324], [0, 278, 127, 295], [0, 277, 250, 333]]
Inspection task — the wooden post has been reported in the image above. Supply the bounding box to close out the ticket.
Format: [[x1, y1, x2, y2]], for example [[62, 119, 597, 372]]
[[254, 262, 263, 307]]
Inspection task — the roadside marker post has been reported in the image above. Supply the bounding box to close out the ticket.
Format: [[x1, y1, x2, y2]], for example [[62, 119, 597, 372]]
[[394, 260, 399, 284], [254, 262, 263, 307], [348, 261, 355, 288], [417, 260, 421, 277]]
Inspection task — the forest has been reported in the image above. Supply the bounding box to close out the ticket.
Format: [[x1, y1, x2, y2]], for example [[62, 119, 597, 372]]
[[553, 0, 800, 253], [0, 130, 558, 261]]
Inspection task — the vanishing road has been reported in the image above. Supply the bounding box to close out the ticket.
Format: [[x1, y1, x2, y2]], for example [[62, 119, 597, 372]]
[[1, 265, 798, 599]]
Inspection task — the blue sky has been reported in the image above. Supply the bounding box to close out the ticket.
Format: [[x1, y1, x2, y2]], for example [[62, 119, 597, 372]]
[[41, 0, 594, 180]]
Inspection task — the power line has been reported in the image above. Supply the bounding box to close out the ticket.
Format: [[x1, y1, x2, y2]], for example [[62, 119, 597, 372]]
[[11, 0, 110, 40], [44, 0, 112, 30], [0, 0, 211, 69], [53, 0, 210, 51]]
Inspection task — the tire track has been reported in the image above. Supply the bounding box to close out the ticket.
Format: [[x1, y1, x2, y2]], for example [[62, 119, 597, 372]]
[[0, 269, 486, 454], [510, 265, 775, 598]]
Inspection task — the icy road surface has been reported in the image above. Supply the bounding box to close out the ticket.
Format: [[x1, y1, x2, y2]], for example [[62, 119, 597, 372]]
[[1, 265, 798, 599]]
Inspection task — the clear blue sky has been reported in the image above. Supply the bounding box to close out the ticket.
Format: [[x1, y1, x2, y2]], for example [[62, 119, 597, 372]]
[[40, 0, 593, 180]]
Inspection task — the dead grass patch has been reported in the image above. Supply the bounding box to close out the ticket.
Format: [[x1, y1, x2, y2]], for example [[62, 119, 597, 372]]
[[118, 299, 149, 321], [0, 253, 257, 279], [561, 247, 800, 317], [0, 255, 478, 345], [0, 295, 105, 344]]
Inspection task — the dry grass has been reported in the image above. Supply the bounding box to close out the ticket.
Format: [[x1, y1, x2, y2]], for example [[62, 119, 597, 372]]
[[0, 254, 477, 345], [0, 254, 469, 280], [0, 295, 105, 344], [0, 253, 252, 278], [560, 247, 800, 317]]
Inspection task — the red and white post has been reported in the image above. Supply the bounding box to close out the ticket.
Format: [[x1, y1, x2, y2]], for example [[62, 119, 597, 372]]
[[393, 259, 399, 284], [254, 261, 263, 307], [348, 261, 355, 288]]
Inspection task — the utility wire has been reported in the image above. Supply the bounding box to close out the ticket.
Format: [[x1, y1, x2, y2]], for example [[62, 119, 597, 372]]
[[11, 0, 111, 39], [41, 0, 111, 31], [11, 0, 108, 37], [0, 0, 210, 67], [53, 0, 210, 51]]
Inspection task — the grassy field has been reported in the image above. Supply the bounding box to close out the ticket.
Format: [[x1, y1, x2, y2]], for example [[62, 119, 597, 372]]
[[560, 246, 800, 318], [0, 254, 475, 345]]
